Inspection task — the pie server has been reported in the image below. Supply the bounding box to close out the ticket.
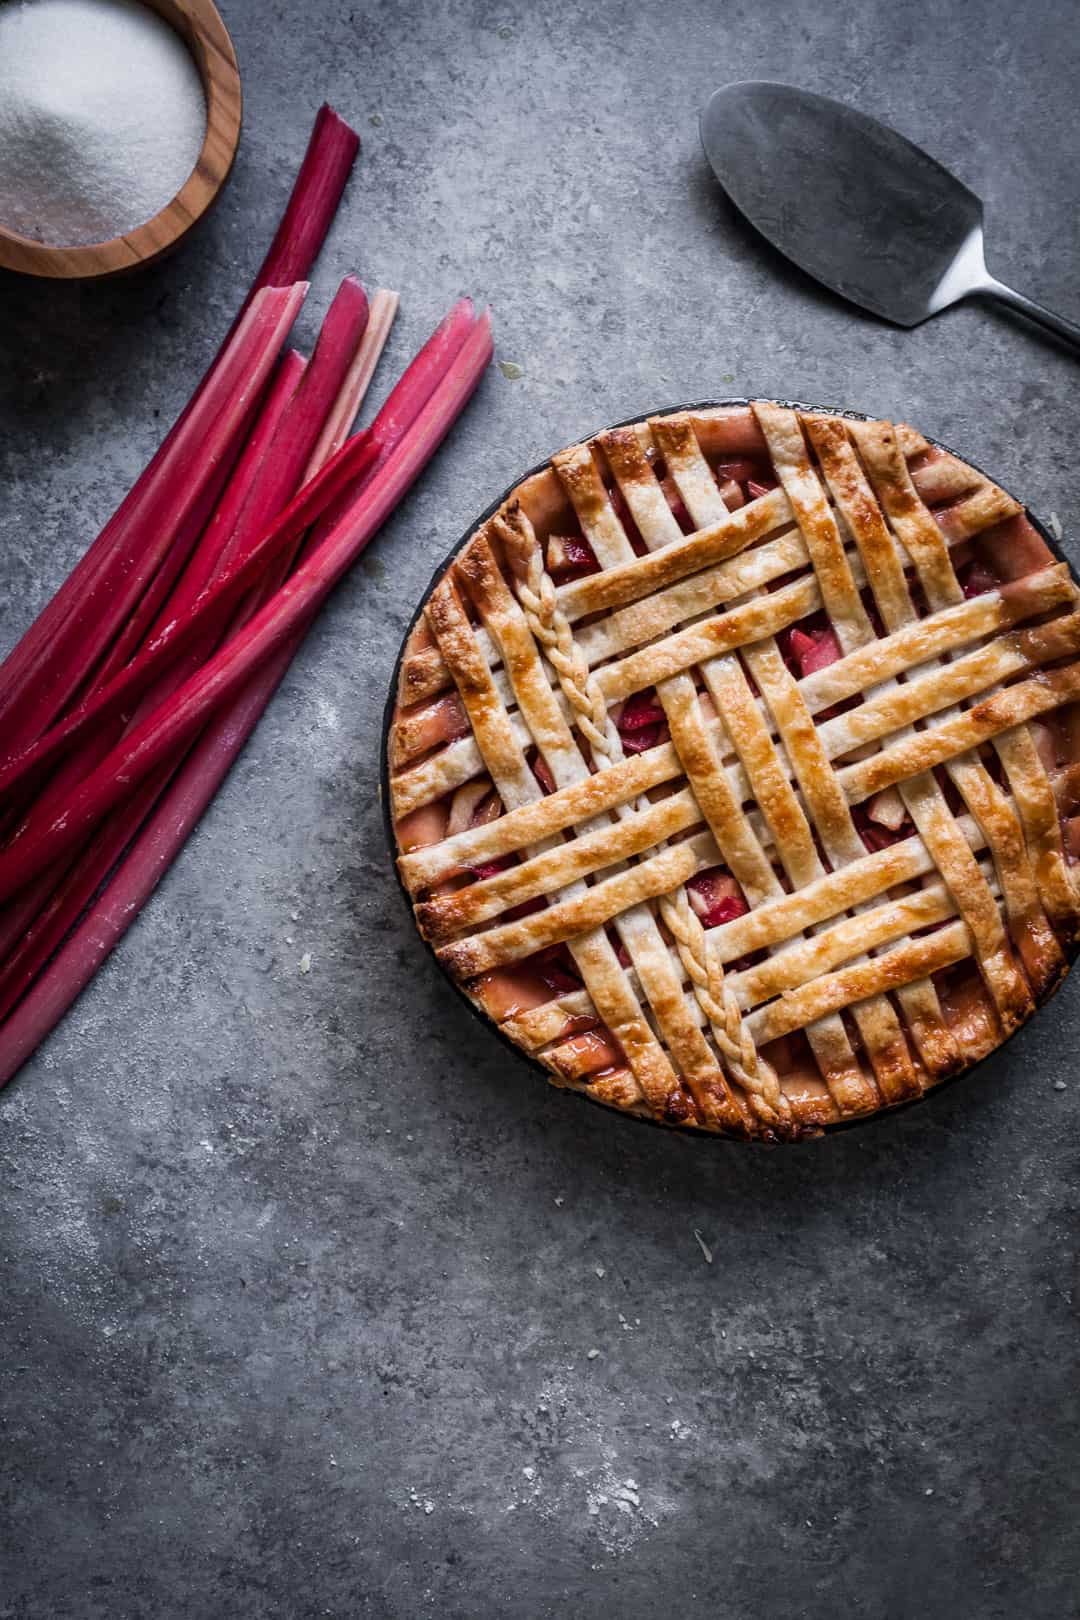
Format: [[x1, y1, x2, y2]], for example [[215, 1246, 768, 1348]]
[[700, 80, 1080, 355]]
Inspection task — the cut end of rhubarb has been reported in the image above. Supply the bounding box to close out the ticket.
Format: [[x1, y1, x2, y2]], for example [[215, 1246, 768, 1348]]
[[317, 102, 361, 159]]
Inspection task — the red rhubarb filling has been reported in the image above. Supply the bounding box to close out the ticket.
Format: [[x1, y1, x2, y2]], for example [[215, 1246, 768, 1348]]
[[546, 533, 600, 582], [617, 688, 668, 754], [686, 867, 748, 929]]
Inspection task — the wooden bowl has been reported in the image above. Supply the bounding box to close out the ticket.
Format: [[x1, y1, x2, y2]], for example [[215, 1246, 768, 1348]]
[[0, 0, 242, 280]]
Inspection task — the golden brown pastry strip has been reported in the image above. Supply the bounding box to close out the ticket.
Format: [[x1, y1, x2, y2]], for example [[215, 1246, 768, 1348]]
[[838, 664, 1080, 802]]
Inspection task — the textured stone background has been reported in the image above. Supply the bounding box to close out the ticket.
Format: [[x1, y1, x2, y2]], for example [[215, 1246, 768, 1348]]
[[2, 1, 1079, 1615]]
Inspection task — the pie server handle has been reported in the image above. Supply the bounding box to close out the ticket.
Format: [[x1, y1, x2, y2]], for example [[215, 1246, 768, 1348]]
[[975, 276, 1080, 355]]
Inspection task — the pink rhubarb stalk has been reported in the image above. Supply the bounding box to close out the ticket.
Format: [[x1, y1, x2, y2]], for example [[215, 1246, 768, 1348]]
[[0, 103, 359, 745], [0, 312, 493, 910], [115, 277, 370, 742], [302, 296, 476, 549], [0, 307, 370, 1028], [304, 289, 399, 476], [0, 352, 311, 975], [0, 284, 308, 754], [0, 658, 290, 1087], [198, 277, 370, 588], [0, 291, 473, 1088], [0, 429, 379, 804], [234, 106, 360, 331], [0, 300, 476, 803], [0, 317, 366, 1026]]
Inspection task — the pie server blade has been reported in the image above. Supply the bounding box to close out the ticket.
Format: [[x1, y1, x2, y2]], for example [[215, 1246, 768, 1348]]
[[700, 80, 1080, 353]]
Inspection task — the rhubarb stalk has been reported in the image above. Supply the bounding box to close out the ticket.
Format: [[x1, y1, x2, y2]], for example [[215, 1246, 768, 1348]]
[[0, 351, 313, 978], [0, 293, 372, 1006], [0, 103, 359, 746], [0, 286, 437, 1084], [117, 277, 371, 742], [0, 432, 379, 806], [0, 298, 374, 1029], [0, 310, 495, 902], [304, 289, 399, 475], [232, 106, 360, 333], [0, 301, 475, 803], [0, 284, 308, 754]]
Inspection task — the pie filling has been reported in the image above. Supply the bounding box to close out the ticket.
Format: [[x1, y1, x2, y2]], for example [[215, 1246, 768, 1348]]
[[388, 403, 1080, 1139]]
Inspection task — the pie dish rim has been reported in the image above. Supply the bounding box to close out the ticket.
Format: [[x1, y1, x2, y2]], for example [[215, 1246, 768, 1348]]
[[380, 395, 1078, 1143]]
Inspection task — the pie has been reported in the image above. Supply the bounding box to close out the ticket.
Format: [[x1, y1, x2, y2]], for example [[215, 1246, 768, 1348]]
[[386, 401, 1080, 1139]]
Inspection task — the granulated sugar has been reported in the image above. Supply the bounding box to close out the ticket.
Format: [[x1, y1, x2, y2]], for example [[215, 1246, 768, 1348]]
[[0, 0, 207, 246]]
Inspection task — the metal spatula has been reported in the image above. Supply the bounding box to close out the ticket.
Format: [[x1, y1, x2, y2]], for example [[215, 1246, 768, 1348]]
[[700, 80, 1080, 355]]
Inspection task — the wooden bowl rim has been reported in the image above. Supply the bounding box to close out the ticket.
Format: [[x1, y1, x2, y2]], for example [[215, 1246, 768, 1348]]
[[0, 0, 242, 281]]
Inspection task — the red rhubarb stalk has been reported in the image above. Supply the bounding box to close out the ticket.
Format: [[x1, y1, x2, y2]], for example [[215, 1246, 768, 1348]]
[[303, 296, 476, 546], [234, 106, 360, 331], [200, 277, 370, 586], [0, 282, 392, 1027], [67, 435, 256, 715], [0, 353, 311, 973], [0, 354, 317, 960], [160, 348, 309, 612], [366, 298, 475, 451], [0, 285, 420, 1083], [0, 104, 358, 740], [0, 430, 379, 804], [0, 760, 177, 1026], [0, 656, 290, 1087], [63, 350, 310, 730], [304, 289, 399, 476], [117, 277, 370, 744], [0, 315, 365, 1023], [0, 317, 370, 1027], [0, 311, 493, 906], [0, 284, 308, 754], [0, 300, 476, 802]]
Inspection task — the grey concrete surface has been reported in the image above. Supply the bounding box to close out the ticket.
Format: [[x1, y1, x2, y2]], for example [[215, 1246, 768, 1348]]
[[2, 1, 1079, 1615]]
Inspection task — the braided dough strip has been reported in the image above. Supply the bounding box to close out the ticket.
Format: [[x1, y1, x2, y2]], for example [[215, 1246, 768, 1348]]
[[468, 521, 748, 1131], [424, 563, 692, 1123], [508, 443, 782, 1127], [595, 426, 789, 1121], [646, 413, 873, 1113]]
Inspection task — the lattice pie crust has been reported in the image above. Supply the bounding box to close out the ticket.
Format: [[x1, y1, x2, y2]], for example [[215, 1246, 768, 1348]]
[[388, 403, 1080, 1139]]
